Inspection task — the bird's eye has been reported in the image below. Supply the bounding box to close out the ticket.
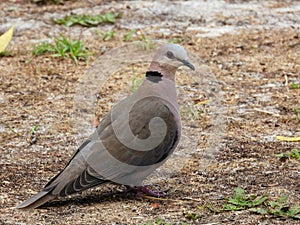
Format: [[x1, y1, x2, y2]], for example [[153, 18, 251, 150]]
[[166, 51, 175, 59]]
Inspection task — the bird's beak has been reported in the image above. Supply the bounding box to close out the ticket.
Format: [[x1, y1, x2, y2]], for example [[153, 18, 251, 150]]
[[181, 59, 195, 71]]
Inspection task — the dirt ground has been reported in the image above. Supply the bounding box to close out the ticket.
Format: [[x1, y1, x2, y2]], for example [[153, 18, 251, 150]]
[[0, 0, 300, 224]]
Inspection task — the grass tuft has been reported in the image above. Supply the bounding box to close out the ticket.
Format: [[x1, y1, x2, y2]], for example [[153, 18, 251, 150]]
[[224, 187, 268, 211], [140, 33, 153, 50], [180, 104, 204, 121], [32, 36, 89, 63], [222, 187, 300, 219], [130, 66, 144, 92], [54, 12, 121, 27], [293, 107, 300, 122], [0, 50, 12, 57]]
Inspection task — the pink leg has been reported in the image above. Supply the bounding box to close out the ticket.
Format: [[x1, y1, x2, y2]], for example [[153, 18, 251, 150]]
[[125, 185, 169, 197]]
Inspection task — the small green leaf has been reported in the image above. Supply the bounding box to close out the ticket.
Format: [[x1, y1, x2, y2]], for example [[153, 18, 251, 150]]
[[288, 205, 300, 217], [290, 82, 300, 89], [30, 124, 39, 135], [168, 38, 184, 43], [206, 205, 222, 213], [184, 212, 200, 220], [224, 204, 244, 211], [123, 29, 136, 41], [291, 149, 300, 159], [254, 196, 268, 205], [103, 30, 115, 41], [275, 153, 286, 158], [276, 149, 300, 160], [249, 207, 268, 214]]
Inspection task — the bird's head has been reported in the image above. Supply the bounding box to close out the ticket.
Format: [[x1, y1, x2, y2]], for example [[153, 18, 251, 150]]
[[151, 43, 195, 72]]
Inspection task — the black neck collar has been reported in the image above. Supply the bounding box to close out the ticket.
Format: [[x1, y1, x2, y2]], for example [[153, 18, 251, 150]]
[[146, 71, 163, 77]]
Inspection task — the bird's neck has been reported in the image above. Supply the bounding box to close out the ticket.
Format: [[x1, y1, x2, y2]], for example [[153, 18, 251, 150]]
[[148, 61, 177, 82]]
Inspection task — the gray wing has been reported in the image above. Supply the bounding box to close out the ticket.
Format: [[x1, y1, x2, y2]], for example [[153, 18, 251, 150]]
[[98, 96, 179, 166], [81, 95, 180, 186]]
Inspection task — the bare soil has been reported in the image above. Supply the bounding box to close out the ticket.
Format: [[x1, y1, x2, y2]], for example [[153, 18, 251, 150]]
[[0, 0, 299, 224]]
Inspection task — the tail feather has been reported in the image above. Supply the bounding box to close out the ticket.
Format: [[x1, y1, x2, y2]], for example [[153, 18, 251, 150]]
[[15, 189, 56, 209], [16, 169, 107, 209]]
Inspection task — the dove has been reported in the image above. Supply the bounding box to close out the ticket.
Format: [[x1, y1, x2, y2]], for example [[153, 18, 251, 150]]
[[16, 43, 195, 209]]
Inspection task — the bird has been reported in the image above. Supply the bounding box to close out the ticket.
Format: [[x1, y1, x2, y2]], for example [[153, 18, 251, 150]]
[[15, 43, 195, 209]]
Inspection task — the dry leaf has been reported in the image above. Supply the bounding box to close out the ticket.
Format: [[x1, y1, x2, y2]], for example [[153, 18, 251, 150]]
[[92, 116, 100, 127], [0, 25, 14, 53], [196, 99, 211, 105], [276, 136, 300, 142]]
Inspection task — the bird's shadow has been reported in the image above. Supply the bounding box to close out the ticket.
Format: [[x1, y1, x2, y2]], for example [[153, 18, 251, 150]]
[[40, 186, 145, 209]]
